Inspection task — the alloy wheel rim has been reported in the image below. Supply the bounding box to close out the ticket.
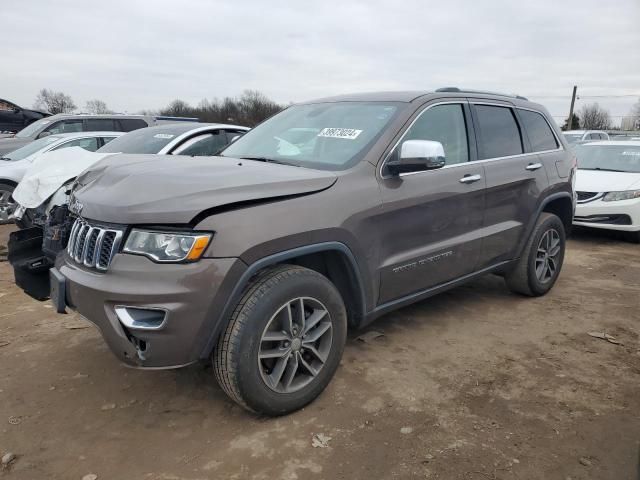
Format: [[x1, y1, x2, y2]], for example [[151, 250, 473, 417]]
[[258, 296, 333, 394], [535, 228, 561, 283], [0, 188, 16, 223]]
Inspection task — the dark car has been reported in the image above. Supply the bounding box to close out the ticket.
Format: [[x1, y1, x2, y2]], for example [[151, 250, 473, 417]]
[[11, 88, 576, 416], [0, 99, 49, 135]]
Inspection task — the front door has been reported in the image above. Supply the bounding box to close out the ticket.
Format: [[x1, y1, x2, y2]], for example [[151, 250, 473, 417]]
[[376, 101, 486, 305]]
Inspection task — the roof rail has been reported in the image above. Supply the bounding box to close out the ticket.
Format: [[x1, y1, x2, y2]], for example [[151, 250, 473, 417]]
[[155, 116, 200, 122], [435, 87, 528, 101]]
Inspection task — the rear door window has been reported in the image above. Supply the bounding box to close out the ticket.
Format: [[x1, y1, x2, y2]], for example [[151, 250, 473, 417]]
[[518, 109, 558, 152], [52, 137, 99, 152], [172, 132, 230, 156], [225, 130, 247, 144], [86, 119, 116, 131], [474, 105, 523, 159]]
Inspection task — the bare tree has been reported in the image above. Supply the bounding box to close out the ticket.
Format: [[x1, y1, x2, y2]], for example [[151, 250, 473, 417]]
[[159, 91, 284, 126], [631, 98, 640, 129], [578, 103, 611, 130], [161, 99, 194, 117], [33, 88, 76, 114], [84, 99, 112, 114]]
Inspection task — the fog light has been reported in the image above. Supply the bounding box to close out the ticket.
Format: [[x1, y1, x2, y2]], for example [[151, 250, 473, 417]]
[[115, 306, 167, 331]]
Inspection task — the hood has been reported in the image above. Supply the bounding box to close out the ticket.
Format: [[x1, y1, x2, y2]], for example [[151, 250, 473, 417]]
[[12, 147, 115, 208], [74, 154, 338, 224], [576, 169, 640, 193], [0, 137, 31, 156]]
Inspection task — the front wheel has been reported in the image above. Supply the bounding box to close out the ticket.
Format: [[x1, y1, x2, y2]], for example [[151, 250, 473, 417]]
[[214, 265, 347, 415], [505, 213, 566, 296]]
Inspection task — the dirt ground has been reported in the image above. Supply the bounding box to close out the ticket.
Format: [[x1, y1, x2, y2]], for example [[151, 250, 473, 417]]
[[0, 224, 638, 480]]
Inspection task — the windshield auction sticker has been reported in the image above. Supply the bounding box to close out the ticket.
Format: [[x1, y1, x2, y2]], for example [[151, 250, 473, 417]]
[[317, 128, 363, 140]]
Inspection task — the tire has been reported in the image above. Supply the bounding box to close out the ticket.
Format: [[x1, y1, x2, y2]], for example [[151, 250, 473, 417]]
[[505, 213, 566, 297], [214, 265, 347, 416]]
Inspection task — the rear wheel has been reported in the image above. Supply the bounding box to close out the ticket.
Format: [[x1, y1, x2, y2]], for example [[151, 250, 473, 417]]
[[505, 213, 566, 296], [214, 265, 347, 415], [0, 183, 17, 224]]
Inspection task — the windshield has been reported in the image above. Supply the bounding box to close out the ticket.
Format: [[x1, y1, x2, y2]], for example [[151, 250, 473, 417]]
[[220, 102, 401, 170], [563, 133, 583, 144], [15, 118, 53, 138], [1, 135, 61, 161], [97, 125, 189, 154], [575, 144, 640, 173]]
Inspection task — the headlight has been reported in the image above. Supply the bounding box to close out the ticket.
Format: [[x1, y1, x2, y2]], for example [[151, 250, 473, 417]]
[[602, 190, 640, 202], [123, 229, 212, 262]]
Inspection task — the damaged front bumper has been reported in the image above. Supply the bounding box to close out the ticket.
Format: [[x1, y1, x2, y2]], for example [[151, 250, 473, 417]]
[[53, 252, 246, 368]]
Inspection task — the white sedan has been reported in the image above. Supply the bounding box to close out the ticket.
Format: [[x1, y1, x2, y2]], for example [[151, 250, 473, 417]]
[[573, 141, 640, 242], [0, 131, 122, 222]]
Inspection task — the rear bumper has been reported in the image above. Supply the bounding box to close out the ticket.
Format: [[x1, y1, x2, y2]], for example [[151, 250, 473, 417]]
[[55, 252, 247, 368], [573, 197, 640, 232]]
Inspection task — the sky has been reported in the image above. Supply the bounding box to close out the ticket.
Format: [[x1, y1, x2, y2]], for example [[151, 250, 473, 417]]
[[3, 0, 639, 126]]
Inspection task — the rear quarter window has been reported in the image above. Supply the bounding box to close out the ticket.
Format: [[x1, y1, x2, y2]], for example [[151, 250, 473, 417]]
[[475, 105, 523, 159], [518, 109, 558, 152]]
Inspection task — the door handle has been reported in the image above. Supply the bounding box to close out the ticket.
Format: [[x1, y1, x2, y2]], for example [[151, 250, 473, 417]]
[[526, 162, 543, 171], [459, 174, 482, 184]]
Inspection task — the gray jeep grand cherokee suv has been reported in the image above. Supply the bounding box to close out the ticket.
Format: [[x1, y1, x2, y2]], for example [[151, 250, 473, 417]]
[[48, 89, 575, 415]]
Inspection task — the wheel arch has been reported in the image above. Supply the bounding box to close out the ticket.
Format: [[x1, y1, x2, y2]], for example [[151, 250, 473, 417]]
[[0, 179, 18, 188], [200, 242, 367, 359], [515, 191, 573, 259], [541, 194, 574, 233]]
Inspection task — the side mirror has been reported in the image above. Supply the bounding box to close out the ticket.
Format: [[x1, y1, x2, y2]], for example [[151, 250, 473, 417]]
[[230, 135, 241, 143], [37, 131, 52, 139], [387, 140, 446, 175]]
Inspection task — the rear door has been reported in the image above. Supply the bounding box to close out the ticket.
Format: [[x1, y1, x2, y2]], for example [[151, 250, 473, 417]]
[[376, 101, 486, 304], [471, 102, 549, 267]]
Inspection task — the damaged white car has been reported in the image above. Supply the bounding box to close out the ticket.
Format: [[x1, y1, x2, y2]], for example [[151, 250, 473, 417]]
[[9, 122, 249, 300]]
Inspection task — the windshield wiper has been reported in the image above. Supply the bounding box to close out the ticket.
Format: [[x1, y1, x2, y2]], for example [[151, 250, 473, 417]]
[[0, 157, 12, 161], [239, 156, 299, 167]]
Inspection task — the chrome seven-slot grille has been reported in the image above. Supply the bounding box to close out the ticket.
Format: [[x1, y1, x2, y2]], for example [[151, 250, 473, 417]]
[[66, 218, 123, 271]]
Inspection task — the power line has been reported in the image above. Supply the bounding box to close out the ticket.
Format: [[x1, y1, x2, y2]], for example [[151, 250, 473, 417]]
[[532, 94, 639, 99], [551, 115, 633, 118]]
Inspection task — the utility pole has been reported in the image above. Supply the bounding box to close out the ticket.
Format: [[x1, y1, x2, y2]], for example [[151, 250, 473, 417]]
[[567, 85, 577, 129]]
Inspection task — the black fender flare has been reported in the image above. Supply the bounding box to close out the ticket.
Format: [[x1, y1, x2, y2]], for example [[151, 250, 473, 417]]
[[516, 191, 574, 257], [199, 241, 367, 359]]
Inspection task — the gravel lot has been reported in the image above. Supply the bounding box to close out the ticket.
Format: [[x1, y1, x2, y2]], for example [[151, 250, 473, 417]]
[[0, 223, 639, 479]]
